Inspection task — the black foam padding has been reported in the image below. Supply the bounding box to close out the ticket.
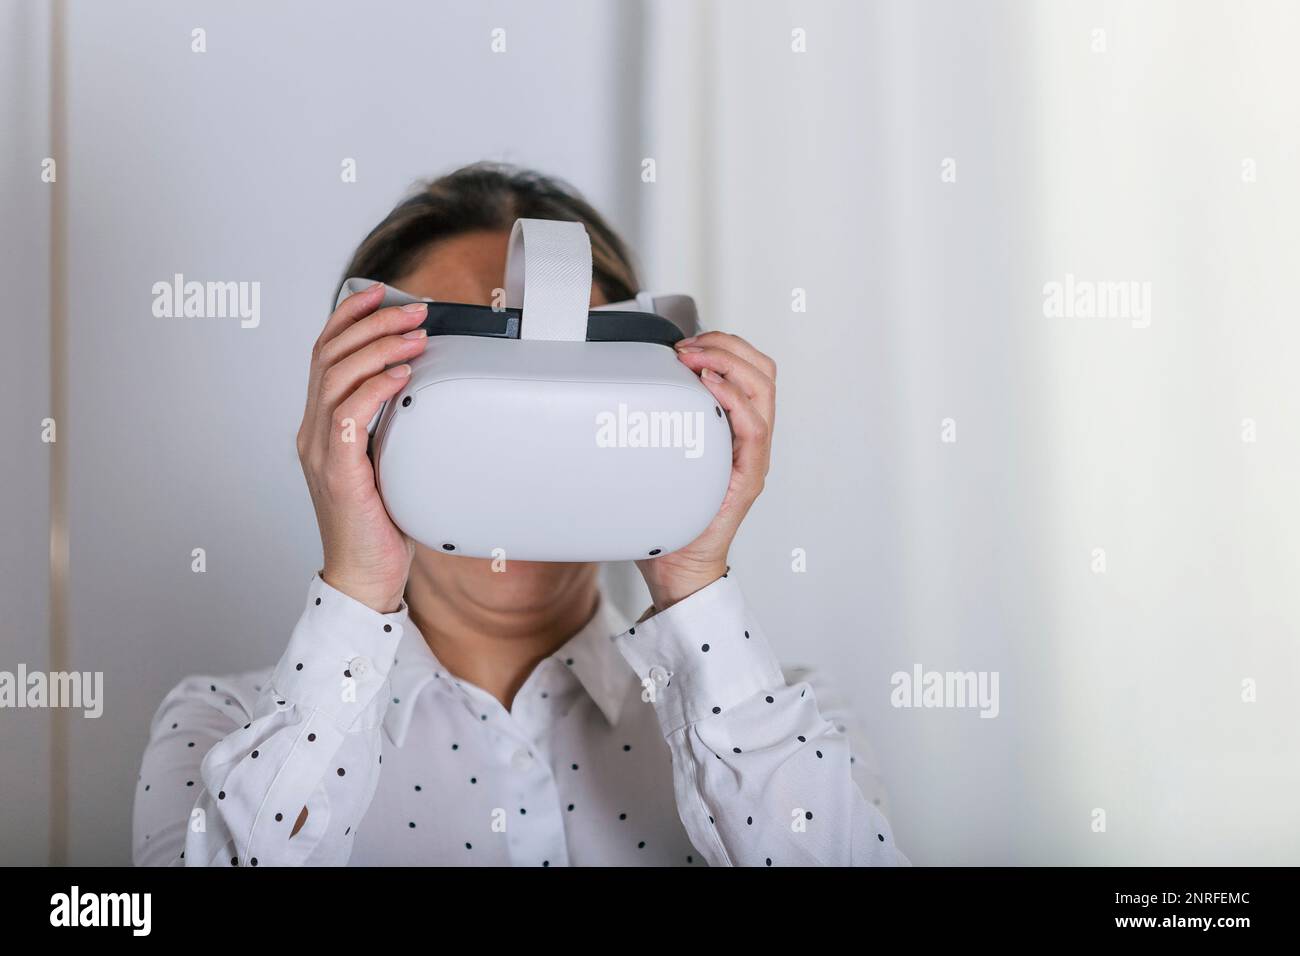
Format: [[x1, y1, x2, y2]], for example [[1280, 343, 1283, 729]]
[[417, 302, 683, 347]]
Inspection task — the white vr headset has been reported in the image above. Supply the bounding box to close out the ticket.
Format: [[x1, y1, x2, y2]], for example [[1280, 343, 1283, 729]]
[[335, 217, 732, 562]]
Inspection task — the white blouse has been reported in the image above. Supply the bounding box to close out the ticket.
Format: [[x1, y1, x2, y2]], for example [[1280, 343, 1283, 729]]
[[132, 572, 907, 866]]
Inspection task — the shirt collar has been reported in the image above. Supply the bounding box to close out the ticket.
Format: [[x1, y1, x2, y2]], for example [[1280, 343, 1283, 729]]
[[547, 595, 635, 728], [382, 593, 635, 747]]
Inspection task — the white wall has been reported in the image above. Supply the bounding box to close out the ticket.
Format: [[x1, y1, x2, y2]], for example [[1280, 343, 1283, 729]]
[[54, 0, 636, 865], [3, 0, 1298, 865]]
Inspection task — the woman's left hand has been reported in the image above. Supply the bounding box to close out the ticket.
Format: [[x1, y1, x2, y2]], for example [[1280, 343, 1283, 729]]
[[636, 331, 777, 611]]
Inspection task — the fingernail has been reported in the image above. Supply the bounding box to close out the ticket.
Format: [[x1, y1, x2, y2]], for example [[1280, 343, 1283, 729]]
[[677, 346, 703, 353], [387, 364, 411, 378], [676, 336, 697, 347], [402, 328, 427, 339], [366, 281, 384, 294], [701, 368, 723, 382], [401, 302, 428, 313]]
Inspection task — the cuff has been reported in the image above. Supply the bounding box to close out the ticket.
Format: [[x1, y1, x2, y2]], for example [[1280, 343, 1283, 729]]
[[269, 574, 407, 731], [614, 573, 784, 735]]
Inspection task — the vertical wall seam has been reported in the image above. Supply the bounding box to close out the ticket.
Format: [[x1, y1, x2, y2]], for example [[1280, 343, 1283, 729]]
[[615, 0, 645, 269], [48, 0, 69, 867], [700, 2, 717, 324]]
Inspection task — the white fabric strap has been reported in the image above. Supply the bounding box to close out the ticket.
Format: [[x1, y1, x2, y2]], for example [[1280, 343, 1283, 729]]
[[504, 218, 593, 342]]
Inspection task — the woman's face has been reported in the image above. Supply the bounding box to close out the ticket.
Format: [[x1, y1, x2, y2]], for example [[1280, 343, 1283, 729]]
[[390, 229, 608, 605], [392, 228, 611, 308]]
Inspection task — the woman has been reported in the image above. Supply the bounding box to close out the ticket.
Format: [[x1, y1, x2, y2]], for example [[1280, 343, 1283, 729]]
[[132, 163, 906, 866]]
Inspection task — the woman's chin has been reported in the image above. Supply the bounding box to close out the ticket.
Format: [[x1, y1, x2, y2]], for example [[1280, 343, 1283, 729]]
[[411, 547, 597, 611]]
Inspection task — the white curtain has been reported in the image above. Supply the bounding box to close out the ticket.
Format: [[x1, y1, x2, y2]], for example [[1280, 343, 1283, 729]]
[[633, 0, 1300, 864]]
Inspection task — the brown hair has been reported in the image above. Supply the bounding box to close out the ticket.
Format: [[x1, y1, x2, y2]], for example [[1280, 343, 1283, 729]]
[[338, 162, 640, 304]]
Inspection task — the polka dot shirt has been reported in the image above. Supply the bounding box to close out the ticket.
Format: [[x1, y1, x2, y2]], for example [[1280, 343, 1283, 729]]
[[132, 573, 907, 866]]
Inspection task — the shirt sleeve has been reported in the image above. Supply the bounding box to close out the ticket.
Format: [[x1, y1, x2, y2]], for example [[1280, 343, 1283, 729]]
[[613, 573, 909, 867], [131, 574, 406, 866]]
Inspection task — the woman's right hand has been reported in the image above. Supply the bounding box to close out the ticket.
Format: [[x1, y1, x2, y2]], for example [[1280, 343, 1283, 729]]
[[296, 282, 429, 612]]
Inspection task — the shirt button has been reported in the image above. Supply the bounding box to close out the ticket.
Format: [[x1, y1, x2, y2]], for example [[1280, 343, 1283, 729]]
[[348, 656, 371, 678], [511, 748, 534, 771], [648, 665, 670, 687]]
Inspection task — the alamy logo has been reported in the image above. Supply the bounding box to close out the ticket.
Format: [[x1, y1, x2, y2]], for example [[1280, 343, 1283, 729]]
[[0, 666, 102, 718], [1042, 273, 1151, 328], [595, 403, 705, 459], [152, 273, 260, 328], [50, 886, 151, 936], [890, 664, 999, 718]]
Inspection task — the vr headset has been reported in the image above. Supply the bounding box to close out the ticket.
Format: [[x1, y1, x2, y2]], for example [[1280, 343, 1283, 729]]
[[336, 218, 732, 562]]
